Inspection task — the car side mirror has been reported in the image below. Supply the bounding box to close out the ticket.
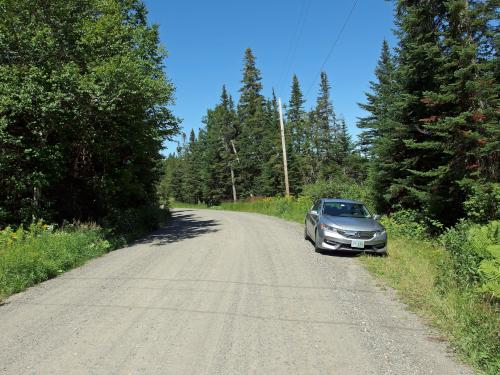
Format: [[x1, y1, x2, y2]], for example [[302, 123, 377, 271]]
[[373, 214, 381, 221], [310, 210, 318, 216]]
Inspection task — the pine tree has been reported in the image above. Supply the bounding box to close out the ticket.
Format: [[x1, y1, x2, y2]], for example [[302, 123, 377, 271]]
[[381, 0, 447, 216], [201, 86, 241, 204], [286, 75, 307, 193], [180, 130, 201, 204], [357, 40, 399, 213], [313, 71, 338, 178], [304, 109, 319, 183], [410, 0, 499, 223], [358, 40, 395, 156], [337, 118, 352, 163], [258, 93, 283, 196], [218, 87, 239, 202], [236, 48, 267, 196]]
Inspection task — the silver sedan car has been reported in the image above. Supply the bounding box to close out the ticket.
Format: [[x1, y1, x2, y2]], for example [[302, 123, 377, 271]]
[[304, 198, 387, 255]]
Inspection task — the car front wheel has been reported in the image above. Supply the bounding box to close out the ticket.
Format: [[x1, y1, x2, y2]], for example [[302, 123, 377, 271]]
[[314, 229, 322, 253], [304, 224, 310, 240]]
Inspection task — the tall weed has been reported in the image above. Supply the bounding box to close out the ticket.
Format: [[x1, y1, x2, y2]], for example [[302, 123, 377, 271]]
[[0, 222, 111, 299]]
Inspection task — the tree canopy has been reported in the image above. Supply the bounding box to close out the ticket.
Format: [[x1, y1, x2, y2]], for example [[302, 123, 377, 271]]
[[0, 0, 178, 226]]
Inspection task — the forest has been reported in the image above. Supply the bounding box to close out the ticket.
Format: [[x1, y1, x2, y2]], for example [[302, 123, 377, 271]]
[[0, 0, 179, 233], [162, 0, 498, 228]]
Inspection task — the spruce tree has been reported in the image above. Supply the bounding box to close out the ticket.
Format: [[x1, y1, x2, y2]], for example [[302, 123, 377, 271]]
[[258, 92, 283, 196], [383, 0, 447, 216], [358, 40, 395, 156], [411, 0, 499, 223], [357, 40, 399, 213], [314, 71, 337, 178], [286, 75, 307, 193], [236, 48, 267, 196]]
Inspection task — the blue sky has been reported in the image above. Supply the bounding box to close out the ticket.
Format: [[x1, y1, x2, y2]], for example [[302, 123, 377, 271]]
[[143, 0, 397, 154]]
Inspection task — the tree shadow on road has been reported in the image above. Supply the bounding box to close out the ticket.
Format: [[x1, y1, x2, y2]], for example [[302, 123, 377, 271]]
[[137, 209, 220, 246]]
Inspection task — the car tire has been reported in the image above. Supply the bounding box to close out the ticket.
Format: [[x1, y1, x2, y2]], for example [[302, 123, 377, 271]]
[[314, 229, 322, 253], [304, 224, 310, 240]]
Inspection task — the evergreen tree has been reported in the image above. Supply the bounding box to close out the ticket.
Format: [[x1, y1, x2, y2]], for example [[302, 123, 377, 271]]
[[286, 75, 307, 193], [304, 109, 319, 183], [236, 48, 267, 196], [358, 40, 395, 156], [337, 118, 352, 163], [218, 87, 240, 202], [315, 72, 336, 162], [411, 0, 499, 223], [201, 86, 241, 204], [381, 0, 447, 216], [313, 71, 338, 178], [258, 93, 283, 196], [357, 40, 399, 213]]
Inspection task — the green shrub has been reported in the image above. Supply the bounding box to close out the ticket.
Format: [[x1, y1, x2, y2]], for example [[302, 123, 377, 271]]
[[302, 177, 375, 212], [461, 180, 500, 223], [0, 221, 111, 299], [440, 220, 500, 300], [380, 210, 429, 240], [478, 247, 500, 299]]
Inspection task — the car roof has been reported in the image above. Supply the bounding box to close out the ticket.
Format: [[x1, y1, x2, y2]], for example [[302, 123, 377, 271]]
[[321, 198, 364, 205]]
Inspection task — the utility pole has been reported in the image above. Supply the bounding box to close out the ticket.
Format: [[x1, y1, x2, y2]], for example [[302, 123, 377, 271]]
[[230, 140, 240, 163], [224, 138, 239, 202], [230, 139, 244, 199], [278, 98, 290, 197], [229, 166, 237, 202]]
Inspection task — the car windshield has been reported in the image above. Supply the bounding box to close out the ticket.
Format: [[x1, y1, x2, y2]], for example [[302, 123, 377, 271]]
[[322, 202, 371, 218]]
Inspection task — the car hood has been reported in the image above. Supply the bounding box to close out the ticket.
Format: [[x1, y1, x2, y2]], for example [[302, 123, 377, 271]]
[[322, 215, 384, 231]]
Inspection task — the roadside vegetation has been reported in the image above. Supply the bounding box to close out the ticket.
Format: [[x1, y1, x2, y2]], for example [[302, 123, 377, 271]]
[[0, 208, 169, 302], [0, 1, 176, 300], [0, 222, 109, 301], [362, 217, 499, 374], [0, 0, 177, 229]]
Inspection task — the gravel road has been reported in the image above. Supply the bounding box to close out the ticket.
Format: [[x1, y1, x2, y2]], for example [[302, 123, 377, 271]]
[[0, 209, 474, 375]]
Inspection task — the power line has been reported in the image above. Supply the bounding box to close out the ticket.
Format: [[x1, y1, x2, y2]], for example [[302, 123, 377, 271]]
[[305, 0, 359, 100], [276, 0, 312, 95]]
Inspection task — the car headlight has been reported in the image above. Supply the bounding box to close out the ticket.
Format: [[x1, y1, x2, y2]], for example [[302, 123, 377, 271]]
[[375, 229, 386, 236], [319, 223, 337, 233]]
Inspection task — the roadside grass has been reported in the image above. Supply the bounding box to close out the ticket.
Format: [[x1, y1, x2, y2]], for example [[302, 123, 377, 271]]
[[175, 198, 500, 374], [0, 222, 111, 301], [171, 201, 210, 209], [361, 238, 499, 374], [218, 196, 312, 223], [0, 207, 170, 302]]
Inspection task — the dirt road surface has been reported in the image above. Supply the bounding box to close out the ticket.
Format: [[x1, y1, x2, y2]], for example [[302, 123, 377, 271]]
[[0, 209, 473, 374]]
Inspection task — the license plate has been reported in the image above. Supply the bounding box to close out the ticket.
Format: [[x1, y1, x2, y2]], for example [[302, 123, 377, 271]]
[[351, 239, 365, 249]]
